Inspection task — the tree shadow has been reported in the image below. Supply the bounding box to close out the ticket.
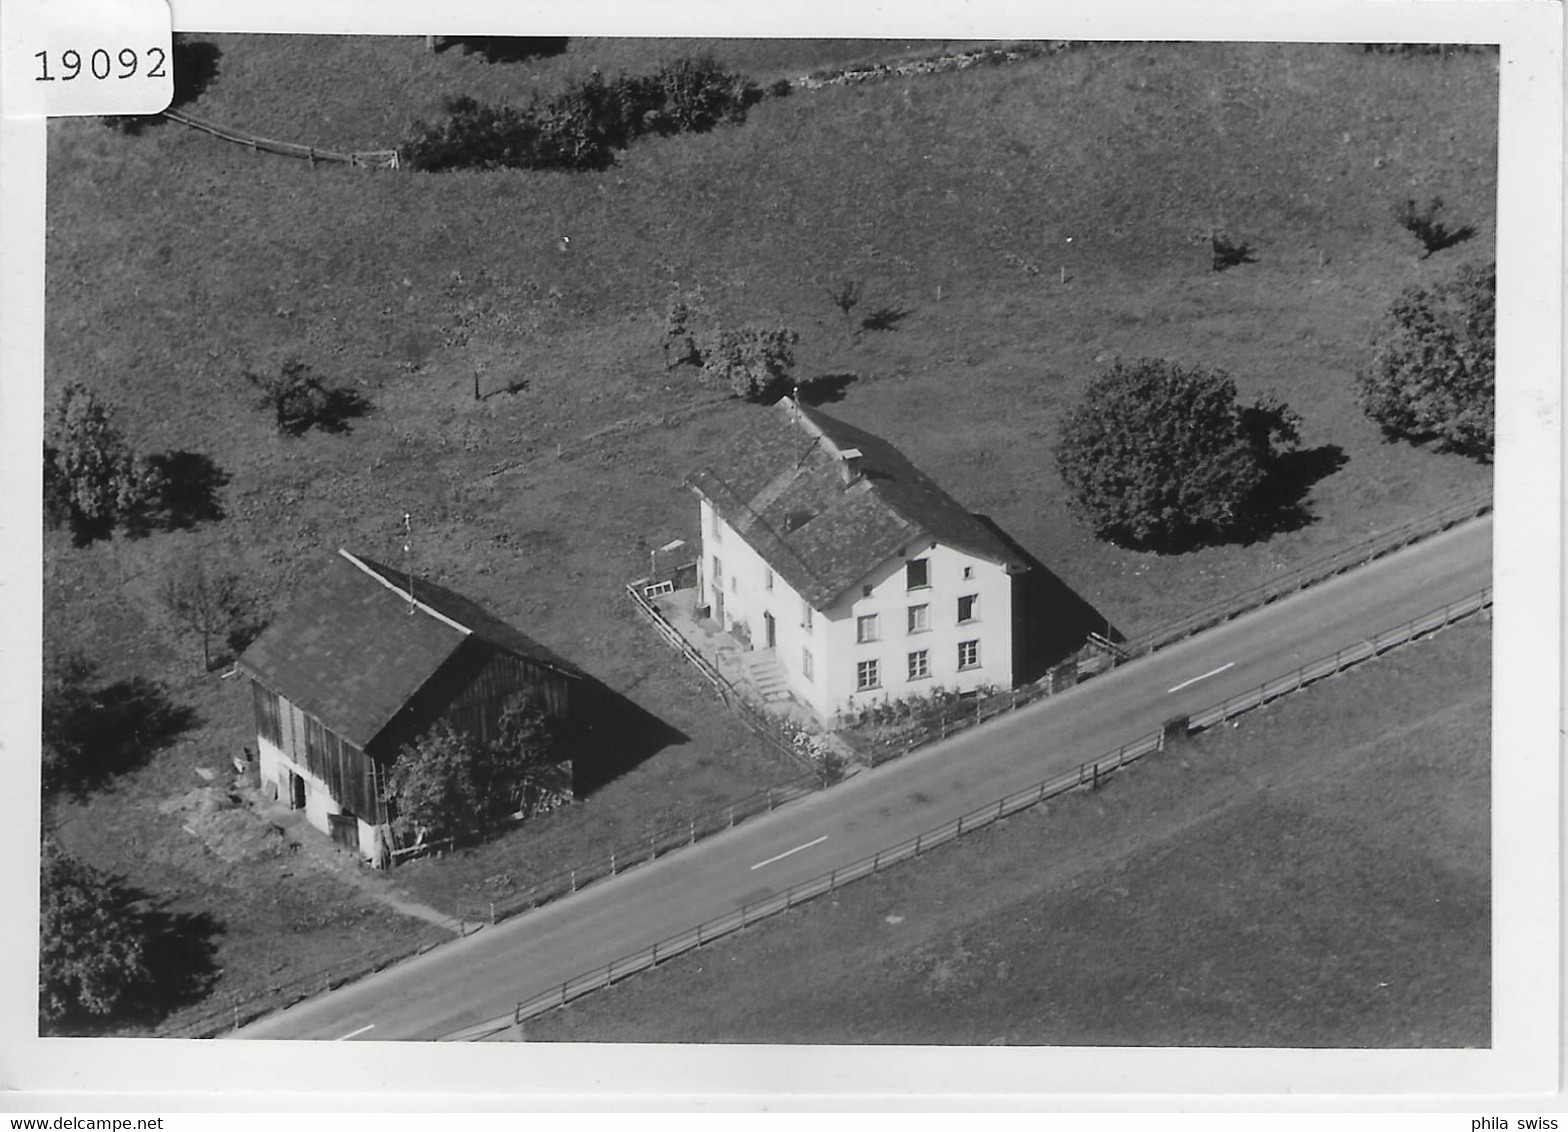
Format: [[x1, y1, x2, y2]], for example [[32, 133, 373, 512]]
[[859, 305, 914, 334], [438, 36, 570, 63], [306, 387, 375, 435], [1211, 234, 1258, 272], [569, 677, 689, 795], [101, 38, 222, 134], [973, 517, 1122, 682], [1235, 443, 1350, 543], [143, 450, 230, 530], [44, 664, 199, 802], [1124, 443, 1350, 555], [794, 372, 858, 406], [126, 901, 225, 1023], [480, 377, 530, 401]]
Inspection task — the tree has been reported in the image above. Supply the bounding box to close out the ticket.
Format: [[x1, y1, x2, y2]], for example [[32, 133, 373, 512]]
[[1356, 261, 1495, 459], [156, 558, 259, 670], [1055, 359, 1301, 549], [697, 324, 799, 400], [39, 843, 152, 1025], [386, 695, 567, 846], [47, 384, 162, 538]]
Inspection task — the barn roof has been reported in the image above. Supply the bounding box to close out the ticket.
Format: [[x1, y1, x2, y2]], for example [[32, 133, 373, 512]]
[[237, 550, 580, 749], [686, 400, 1028, 609]]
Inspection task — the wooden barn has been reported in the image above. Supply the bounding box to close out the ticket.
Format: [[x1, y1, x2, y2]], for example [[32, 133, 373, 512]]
[[236, 548, 585, 866]]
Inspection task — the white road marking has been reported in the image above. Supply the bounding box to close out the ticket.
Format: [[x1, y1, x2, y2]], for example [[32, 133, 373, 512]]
[[336, 1023, 375, 1040], [1167, 661, 1236, 694], [750, 835, 828, 871]]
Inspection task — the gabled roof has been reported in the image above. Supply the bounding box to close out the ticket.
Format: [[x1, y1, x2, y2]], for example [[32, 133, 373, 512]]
[[686, 401, 1028, 609], [237, 550, 580, 750]]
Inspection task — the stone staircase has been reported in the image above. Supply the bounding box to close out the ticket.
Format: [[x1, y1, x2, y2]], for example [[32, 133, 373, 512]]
[[740, 650, 792, 703]]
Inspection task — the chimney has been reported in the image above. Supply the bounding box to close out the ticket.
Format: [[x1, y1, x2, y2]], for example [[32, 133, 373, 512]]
[[838, 448, 863, 486]]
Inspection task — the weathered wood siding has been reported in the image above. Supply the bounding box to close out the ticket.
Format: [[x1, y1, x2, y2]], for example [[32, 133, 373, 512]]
[[370, 639, 576, 764], [252, 680, 383, 821]]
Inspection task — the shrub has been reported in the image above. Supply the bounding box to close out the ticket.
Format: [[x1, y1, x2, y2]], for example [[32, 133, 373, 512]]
[[1357, 261, 1495, 459], [387, 695, 568, 846], [244, 358, 368, 436], [697, 324, 799, 400], [1393, 196, 1475, 258], [403, 56, 762, 174], [1056, 359, 1301, 549]]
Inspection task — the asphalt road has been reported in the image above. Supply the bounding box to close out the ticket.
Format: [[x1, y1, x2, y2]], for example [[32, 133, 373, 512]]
[[236, 514, 1491, 1042]]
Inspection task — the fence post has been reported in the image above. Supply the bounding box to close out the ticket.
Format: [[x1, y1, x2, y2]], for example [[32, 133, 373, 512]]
[[697, 923, 704, 946], [915, 833, 923, 854], [957, 815, 964, 835], [689, 819, 696, 845], [997, 798, 1005, 819], [610, 851, 617, 875], [1092, 762, 1100, 791], [767, 786, 774, 810], [652, 942, 659, 964], [570, 869, 577, 892], [729, 805, 735, 828], [830, 868, 837, 891]]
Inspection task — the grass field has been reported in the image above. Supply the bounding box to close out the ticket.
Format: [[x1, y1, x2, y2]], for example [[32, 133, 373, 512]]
[[40, 37, 1496, 1033], [521, 615, 1491, 1047]]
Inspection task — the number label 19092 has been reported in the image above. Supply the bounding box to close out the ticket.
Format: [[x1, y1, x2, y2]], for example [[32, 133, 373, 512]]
[[35, 47, 168, 82]]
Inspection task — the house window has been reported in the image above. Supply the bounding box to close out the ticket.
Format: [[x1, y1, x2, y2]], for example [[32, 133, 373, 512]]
[[856, 659, 881, 691], [764, 567, 774, 591], [862, 584, 874, 598], [857, 613, 880, 643], [963, 565, 974, 580], [908, 650, 930, 681], [801, 600, 814, 630], [713, 556, 723, 585], [710, 511, 722, 543], [802, 648, 814, 682], [958, 594, 979, 623], [908, 604, 930, 634], [958, 639, 981, 670], [906, 559, 930, 590]]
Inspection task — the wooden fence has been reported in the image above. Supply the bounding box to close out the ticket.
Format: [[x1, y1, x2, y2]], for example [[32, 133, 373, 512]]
[[453, 584, 1491, 1040], [857, 491, 1492, 769], [161, 109, 401, 169], [159, 526, 1491, 1039], [624, 580, 818, 771]]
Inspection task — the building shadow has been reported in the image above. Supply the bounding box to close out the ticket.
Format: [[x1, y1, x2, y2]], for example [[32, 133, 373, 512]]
[[974, 516, 1121, 682], [794, 372, 858, 406], [571, 677, 689, 795]]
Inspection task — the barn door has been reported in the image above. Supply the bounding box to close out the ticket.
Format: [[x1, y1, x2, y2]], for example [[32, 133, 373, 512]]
[[328, 812, 358, 850]]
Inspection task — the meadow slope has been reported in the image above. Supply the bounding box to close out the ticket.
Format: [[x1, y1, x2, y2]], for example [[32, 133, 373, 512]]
[[40, 38, 1496, 1033]]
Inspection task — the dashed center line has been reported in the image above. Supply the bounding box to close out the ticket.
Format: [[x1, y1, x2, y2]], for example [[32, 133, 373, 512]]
[[1167, 661, 1236, 694], [750, 835, 828, 871]]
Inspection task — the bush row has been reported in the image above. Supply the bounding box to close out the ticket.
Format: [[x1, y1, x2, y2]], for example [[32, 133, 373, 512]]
[[403, 55, 772, 173]]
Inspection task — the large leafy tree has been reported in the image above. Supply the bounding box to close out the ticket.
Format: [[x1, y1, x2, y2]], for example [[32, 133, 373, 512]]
[[387, 695, 568, 845], [697, 324, 799, 400], [39, 843, 152, 1025], [1056, 359, 1300, 549], [1356, 261, 1495, 459], [46, 383, 162, 538]]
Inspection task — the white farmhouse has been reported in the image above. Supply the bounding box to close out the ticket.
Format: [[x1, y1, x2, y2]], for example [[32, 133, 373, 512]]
[[686, 399, 1031, 725]]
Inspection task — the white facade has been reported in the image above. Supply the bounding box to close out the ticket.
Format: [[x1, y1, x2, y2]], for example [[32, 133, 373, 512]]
[[257, 733, 382, 862], [697, 498, 1015, 726]]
